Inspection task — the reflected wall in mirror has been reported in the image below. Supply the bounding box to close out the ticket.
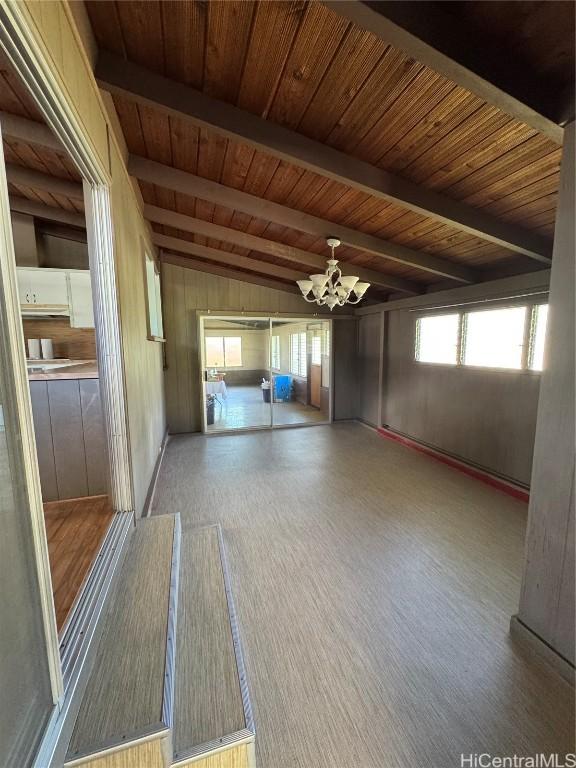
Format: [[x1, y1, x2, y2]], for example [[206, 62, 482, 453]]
[[203, 317, 272, 432], [271, 319, 330, 426]]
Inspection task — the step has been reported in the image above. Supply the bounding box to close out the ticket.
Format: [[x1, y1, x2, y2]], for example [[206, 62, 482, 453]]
[[65, 514, 180, 766], [172, 524, 254, 766]]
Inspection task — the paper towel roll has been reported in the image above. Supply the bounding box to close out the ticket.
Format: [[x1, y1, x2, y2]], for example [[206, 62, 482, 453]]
[[41, 339, 54, 360], [28, 339, 41, 360]]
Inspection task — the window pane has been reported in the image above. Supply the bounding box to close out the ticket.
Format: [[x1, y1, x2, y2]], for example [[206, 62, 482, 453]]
[[290, 333, 299, 375], [312, 335, 321, 365], [205, 337, 224, 367], [271, 335, 280, 369], [224, 337, 242, 367], [299, 332, 307, 376], [530, 304, 548, 371], [463, 306, 526, 369], [416, 314, 459, 364]]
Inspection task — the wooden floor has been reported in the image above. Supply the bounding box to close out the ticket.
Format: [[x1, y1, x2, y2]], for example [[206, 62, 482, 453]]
[[207, 385, 327, 432], [44, 495, 114, 632], [152, 423, 575, 768]]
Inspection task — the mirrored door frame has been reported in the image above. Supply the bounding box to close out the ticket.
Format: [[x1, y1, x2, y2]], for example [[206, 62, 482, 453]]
[[198, 313, 334, 434]]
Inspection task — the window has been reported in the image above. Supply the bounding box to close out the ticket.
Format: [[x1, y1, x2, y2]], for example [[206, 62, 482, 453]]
[[311, 335, 322, 365], [271, 335, 280, 370], [205, 337, 224, 367], [205, 336, 242, 367], [415, 314, 459, 364], [144, 252, 164, 340], [529, 304, 548, 371], [290, 332, 307, 377], [463, 306, 526, 369]]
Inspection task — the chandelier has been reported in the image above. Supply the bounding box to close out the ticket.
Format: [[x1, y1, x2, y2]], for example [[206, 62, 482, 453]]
[[296, 238, 370, 310]]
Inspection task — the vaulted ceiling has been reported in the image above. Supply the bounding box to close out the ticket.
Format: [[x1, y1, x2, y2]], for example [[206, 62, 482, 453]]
[[1, 1, 574, 301]]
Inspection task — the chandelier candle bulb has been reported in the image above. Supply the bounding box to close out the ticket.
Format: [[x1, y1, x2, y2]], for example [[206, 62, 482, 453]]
[[296, 237, 370, 310]]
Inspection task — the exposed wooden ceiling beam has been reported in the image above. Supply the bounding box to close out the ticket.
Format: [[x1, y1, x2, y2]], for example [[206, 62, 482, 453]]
[[130, 156, 474, 285], [160, 251, 300, 295], [144, 204, 418, 294], [96, 51, 552, 263], [6, 163, 83, 200], [325, 1, 568, 144], [37, 222, 87, 244], [9, 197, 86, 228], [0, 111, 63, 151], [152, 233, 307, 283]]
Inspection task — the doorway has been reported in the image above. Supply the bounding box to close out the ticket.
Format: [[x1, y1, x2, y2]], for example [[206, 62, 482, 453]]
[[0, 6, 134, 758], [200, 315, 332, 433]]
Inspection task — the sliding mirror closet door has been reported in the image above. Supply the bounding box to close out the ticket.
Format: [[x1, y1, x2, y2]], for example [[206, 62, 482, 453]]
[[270, 319, 331, 426], [202, 317, 272, 432]]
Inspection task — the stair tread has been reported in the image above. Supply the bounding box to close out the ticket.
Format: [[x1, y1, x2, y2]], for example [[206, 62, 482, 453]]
[[66, 515, 177, 762], [174, 525, 251, 760]]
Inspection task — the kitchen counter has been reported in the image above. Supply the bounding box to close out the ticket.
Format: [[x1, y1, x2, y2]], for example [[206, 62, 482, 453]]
[[28, 360, 99, 380]]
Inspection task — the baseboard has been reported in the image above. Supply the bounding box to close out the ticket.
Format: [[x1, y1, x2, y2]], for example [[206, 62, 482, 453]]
[[142, 431, 169, 518], [510, 615, 575, 686], [375, 425, 530, 503]]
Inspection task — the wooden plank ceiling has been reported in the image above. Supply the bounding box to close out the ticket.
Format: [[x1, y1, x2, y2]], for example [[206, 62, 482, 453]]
[[2, 1, 573, 299]]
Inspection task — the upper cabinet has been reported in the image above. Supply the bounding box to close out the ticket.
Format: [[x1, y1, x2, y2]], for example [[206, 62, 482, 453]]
[[68, 271, 95, 328], [17, 267, 95, 327], [18, 268, 68, 308]]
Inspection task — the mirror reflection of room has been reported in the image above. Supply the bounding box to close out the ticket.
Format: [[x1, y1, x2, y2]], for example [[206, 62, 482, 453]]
[[204, 318, 272, 432], [270, 319, 330, 426], [202, 317, 331, 432]]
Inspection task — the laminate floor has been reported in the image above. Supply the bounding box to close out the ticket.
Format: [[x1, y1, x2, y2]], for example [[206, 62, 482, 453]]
[[152, 423, 575, 768], [44, 495, 114, 632], [207, 385, 327, 432]]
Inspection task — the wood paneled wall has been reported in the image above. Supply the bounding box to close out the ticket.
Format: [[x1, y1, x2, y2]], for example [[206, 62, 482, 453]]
[[162, 263, 350, 433], [383, 309, 541, 485], [21, 2, 166, 517], [518, 122, 575, 666], [22, 318, 96, 360]]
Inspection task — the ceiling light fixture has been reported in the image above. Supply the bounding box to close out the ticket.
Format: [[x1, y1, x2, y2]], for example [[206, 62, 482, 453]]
[[296, 237, 370, 310]]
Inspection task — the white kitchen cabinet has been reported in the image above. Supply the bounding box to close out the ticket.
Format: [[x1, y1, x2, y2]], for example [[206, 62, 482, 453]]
[[17, 267, 68, 307], [68, 271, 95, 328]]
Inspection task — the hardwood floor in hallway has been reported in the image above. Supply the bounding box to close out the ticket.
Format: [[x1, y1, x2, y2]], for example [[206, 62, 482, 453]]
[[152, 423, 575, 768], [44, 495, 114, 632]]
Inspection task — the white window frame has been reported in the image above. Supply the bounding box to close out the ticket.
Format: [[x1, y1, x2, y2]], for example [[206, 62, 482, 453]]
[[271, 335, 280, 370], [144, 249, 164, 341], [414, 300, 549, 373], [290, 331, 307, 377], [205, 336, 243, 368], [415, 312, 461, 366]]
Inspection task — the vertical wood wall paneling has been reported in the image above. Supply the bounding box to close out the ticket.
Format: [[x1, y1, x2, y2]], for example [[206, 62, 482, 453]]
[[358, 311, 384, 427], [29, 380, 58, 501], [382, 309, 541, 485], [47, 379, 89, 499], [79, 378, 108, 495], [162, 263, 351, 433], [518, 122, 575, 665], [332, 318, 359, 421]]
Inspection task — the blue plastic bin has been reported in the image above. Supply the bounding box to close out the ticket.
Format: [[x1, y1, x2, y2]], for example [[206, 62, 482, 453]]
[[274, 375, 292, 402]]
